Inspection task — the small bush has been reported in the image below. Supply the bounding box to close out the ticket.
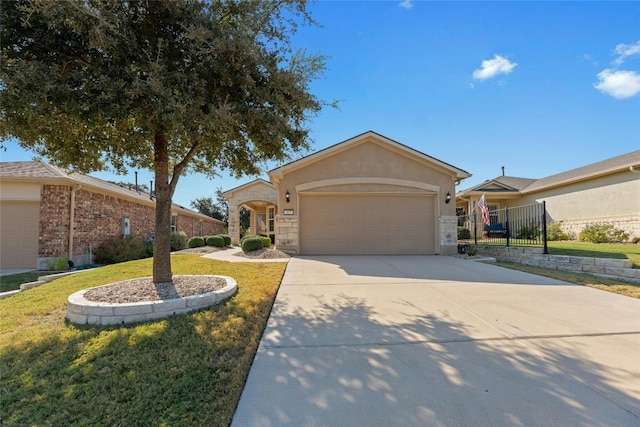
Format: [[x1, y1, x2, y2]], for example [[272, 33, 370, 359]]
[[94, 235, 147, 265], [546, 221, 569, 241], [219, 234, 231, 246], [188, 236, 205, 248], [241, 234, 259, 245], [457, 227, 471, 240], [260, 235, 271, 248], [241, 236, 263, 253], [206, 235, 225, 247], [517, 224, 541, 239], [142, 241, 154, 257], [46, 254, 69, 271], [578, 223, 629, 243], [170, 231, 188, 251]]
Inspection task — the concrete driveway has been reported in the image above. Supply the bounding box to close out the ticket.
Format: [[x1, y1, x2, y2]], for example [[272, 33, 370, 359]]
[[231, 256, 640, 427]]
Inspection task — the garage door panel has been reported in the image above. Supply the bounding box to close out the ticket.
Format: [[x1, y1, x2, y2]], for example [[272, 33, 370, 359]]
[[1, 202, 39, 269], [300, 194, 435, 255]]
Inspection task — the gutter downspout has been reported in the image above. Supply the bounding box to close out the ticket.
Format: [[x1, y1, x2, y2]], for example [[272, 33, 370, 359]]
[[69, 185, 81, 262]]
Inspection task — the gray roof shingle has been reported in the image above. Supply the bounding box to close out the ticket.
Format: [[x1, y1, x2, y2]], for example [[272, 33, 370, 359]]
[[457, 150, 640, 196], [0, 161, 221, 222]]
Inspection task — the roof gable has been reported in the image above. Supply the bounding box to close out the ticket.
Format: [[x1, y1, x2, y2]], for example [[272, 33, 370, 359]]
[[220, 178, 275, 198], [457, 176, 536, 195], [270, 131, 470, 181]]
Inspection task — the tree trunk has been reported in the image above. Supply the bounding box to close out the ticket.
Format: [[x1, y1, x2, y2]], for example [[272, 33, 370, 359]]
[[153, 131, 173, 284]]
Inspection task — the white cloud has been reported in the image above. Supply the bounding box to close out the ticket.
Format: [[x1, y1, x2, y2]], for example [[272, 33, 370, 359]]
[[594, 69, 640, 99], [399, 0, 413, 9], [613, 40, 640, 65], [472, 54, 517, 81]]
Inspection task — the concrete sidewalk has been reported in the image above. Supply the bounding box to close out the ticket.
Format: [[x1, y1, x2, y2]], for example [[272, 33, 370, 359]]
[[199, 247, 291, 263], [232, 255, 640, 427]]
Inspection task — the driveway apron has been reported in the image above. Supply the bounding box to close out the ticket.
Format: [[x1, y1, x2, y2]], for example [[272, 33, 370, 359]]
[[231, 256, 640, 427]]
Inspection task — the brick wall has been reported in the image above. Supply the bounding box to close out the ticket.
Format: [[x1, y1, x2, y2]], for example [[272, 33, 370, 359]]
[[39, 185, 72, 257], [39, 185, 223, 263], [175, 213, 224, 237], [73, 188, 156, 257]]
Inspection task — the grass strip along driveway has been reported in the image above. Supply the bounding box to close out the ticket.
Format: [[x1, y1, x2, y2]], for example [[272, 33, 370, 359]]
[[0, 255, 286, 427]]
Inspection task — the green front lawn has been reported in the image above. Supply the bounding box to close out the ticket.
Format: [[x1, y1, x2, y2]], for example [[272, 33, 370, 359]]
[[0, 272, 43, 293], [493, 261, 640, 299], [0, 256, 287, 427], [547, 241, 640, 268]]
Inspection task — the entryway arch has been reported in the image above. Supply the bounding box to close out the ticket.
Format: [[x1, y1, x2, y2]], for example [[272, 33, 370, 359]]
[[221, 179, 278, 245]]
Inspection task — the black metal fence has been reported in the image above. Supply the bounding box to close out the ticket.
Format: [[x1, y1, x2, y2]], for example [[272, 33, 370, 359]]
[[457, 201, 548, 253]]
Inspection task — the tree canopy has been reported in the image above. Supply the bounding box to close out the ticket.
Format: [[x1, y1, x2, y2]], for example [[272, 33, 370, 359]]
[[191, 189, 228, 223], [1, 0, 329, 282]]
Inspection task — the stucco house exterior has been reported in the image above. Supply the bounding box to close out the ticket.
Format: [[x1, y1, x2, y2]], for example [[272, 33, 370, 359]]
[[0, 161, 224, 269], [224, 131, 470, 255], [455, 150, 640, 239]]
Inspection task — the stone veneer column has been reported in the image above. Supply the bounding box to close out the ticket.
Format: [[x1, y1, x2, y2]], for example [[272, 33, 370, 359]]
[[275, 215, 299, 253], [228, 204, 240, 245], [439, 215, 458, 255]]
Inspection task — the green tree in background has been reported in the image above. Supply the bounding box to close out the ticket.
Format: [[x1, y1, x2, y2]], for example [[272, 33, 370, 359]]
[[191, 191, 227, 223], [1, 0, 330, 283]]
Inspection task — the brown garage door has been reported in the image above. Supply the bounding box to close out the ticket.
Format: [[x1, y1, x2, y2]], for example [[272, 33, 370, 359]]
[[0, 201, 40, 269], [299, 194, 435, 255]]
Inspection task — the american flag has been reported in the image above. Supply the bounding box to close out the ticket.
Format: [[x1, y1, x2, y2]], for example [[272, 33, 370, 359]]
[[477, 194, 491, 225]]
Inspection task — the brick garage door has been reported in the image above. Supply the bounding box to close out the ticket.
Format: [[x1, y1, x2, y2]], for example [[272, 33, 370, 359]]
[[299, 194, 435, 255], [0, 201, 40, 269]]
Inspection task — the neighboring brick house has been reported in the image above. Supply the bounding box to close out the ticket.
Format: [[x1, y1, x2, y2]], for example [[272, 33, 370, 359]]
[[0, 161, 223, 270]]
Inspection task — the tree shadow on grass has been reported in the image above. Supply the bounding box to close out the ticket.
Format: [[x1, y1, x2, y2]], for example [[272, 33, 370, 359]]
[[232, 289, 640, 426], [0, 286, 277, 427]]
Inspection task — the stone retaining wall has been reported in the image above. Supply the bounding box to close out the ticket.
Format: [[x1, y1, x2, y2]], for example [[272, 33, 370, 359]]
[[474, 245, 640, 282], [66, 275, 237, 325]]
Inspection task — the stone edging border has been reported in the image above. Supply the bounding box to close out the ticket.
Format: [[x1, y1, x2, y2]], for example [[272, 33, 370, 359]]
[[66, 275, 237, 326]]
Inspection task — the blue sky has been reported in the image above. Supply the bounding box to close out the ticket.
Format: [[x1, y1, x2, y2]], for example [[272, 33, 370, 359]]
[[2, 0, 639, 208]]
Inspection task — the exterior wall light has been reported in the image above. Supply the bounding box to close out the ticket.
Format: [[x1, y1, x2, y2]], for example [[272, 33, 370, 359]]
[[445, 192, 451, 203], [285, 190, 290, 203]]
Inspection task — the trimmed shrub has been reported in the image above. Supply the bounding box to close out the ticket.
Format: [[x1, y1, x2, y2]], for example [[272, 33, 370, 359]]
[[579, 223, 629, 243], [259, 235, 271, 248], [188, 236, 205, 248], [240, 234, 258, 245], [170, 231, 188, 251], [241, 236, 263, 253], [206, 235, 225, 247], [95, 235, 148, 265], [219, 234, 231, 246], [457, 227, 471, 240]]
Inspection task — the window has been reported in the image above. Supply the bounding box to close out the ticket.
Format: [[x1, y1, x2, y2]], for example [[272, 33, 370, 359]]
[[171, 215, 177, 232], [267, 207, 275, 233], [199, 220, 204, 236]]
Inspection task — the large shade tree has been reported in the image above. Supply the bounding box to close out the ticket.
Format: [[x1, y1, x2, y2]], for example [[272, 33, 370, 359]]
[[1, 0, 329, 283]]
